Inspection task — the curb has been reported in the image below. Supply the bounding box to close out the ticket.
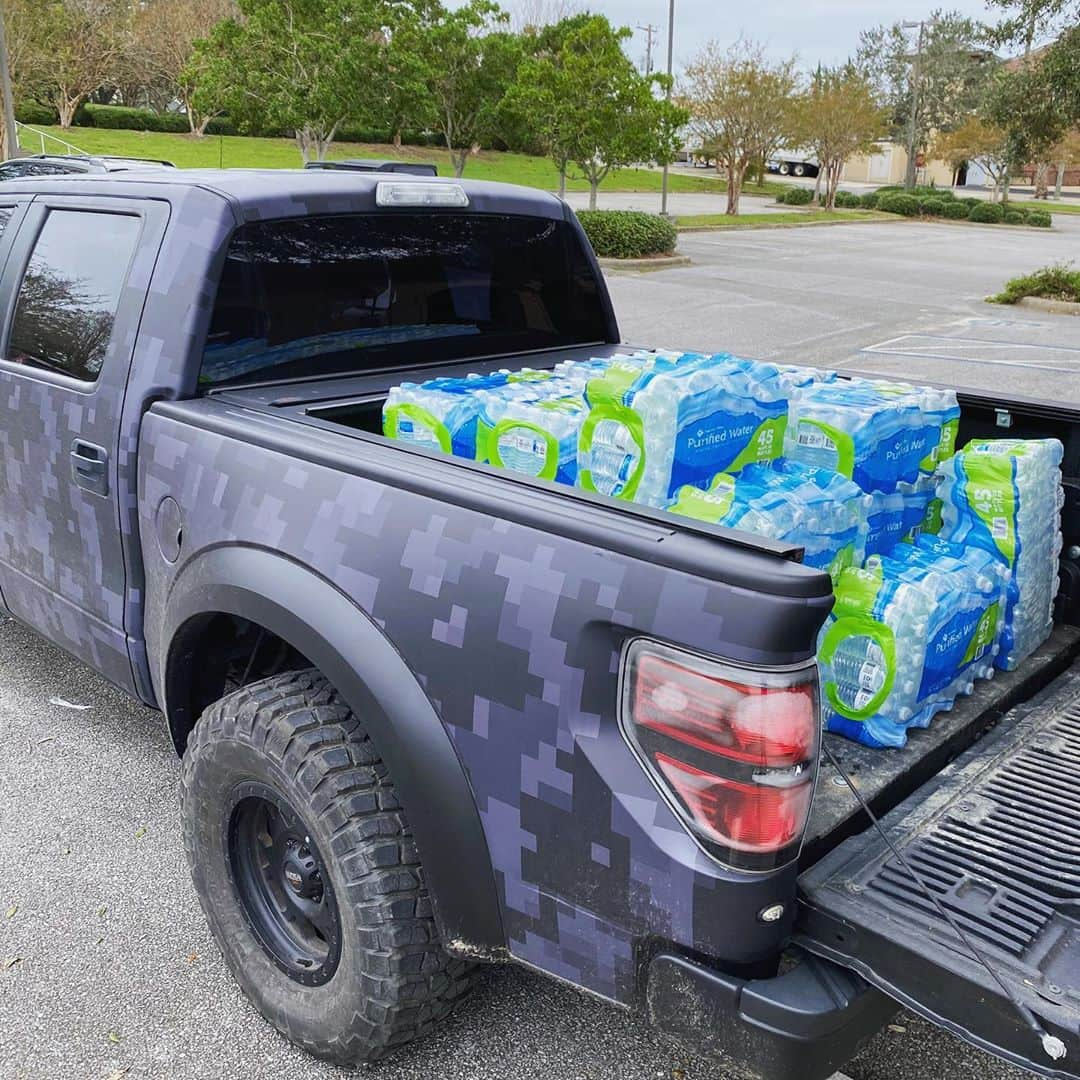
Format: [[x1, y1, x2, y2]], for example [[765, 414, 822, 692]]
[[678, 216, 898, 233], [597, 254, 691, 272], [1018, 296, 1080, 316]]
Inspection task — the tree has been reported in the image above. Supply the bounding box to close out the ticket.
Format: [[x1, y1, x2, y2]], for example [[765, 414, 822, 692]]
[[857, 11, 994, 174], [415, 1, 520, 178], [680, 40, 799, 215], [506, 16, 684, 207], [793, 66, 886, 210], [133, 0, 236, 134], [1048, 127, 1080, 198], [509, 0, 581, 33], [987, 0, 1078, 50], [21, 0, 122, 128], [193, 0, 392, 161], [932, 115, 1014, 201]]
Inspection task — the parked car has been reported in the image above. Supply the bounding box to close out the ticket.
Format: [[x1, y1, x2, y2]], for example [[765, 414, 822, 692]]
[[0, 154, 176, 180], [304, 158, 438, 176], [0, 167, 1077, 1079]]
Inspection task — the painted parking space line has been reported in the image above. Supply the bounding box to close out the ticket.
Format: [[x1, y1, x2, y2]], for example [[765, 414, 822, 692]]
[[859, 334, 1080, 373]]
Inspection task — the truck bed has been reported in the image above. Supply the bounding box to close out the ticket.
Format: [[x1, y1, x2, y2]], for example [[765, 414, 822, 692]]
[[210, 369, 1080, 865]]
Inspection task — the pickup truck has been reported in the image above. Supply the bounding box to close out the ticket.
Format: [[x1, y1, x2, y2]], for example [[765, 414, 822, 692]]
[[1, 169, 1078, 1078]]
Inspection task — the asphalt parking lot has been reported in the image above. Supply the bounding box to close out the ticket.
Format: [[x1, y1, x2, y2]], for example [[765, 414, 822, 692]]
[[4, 213, 1079, 1080]]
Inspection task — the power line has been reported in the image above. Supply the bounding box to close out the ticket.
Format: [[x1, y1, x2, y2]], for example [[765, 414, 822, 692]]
[[636, 23, 658, 75]]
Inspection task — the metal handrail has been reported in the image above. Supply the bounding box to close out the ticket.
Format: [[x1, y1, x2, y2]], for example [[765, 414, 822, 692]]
[[14, 121, 88, 158]]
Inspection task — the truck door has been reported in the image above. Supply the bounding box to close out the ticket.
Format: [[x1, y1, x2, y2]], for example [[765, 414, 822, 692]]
[[0, 195, 167, 694]]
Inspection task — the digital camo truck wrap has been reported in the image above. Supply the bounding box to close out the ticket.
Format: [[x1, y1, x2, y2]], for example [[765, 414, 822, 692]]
[[138, 402, 831, 1004]]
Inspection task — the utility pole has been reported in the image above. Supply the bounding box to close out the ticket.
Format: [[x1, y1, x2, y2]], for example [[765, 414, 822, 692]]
[[659, 0, 675, 217], [637, 23, 658, 75], [0, 0, 18, 161], [903, 19, 929, 191]]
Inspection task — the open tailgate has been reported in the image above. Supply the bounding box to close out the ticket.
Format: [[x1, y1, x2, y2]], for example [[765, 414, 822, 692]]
[[798, 661, 1080, 1078]]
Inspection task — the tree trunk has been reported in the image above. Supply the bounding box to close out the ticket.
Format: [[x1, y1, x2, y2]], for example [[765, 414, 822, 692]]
[[725, 162, 745, 215], [812, 168, 823, 206], [558, 160, 567, 198], [589, 178, 599, 211], [1033, 162, 1050, 200], [825, 160, 841, 210], [56, 93, 80, 129], [1057, 162, 1067, 200], [193, 114, 213, 138], [393, 130, 402, 151], [452, 148, 467, 177]]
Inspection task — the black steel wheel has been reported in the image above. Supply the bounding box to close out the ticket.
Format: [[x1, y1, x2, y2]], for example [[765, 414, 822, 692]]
[[226, 782, 342, 986], [181, 669, 475, 1065]]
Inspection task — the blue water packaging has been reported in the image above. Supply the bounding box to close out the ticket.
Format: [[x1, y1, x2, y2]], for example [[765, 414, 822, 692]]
[[579, 354, 822, 507], [819, 548, 1004, 748], [938, 438, 1064, 670]]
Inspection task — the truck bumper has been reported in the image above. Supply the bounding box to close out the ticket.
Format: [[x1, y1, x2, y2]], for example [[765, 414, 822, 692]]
[[645, 949, 898, 1080]]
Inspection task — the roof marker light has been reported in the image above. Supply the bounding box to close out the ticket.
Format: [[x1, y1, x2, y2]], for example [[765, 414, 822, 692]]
[[375, 182, 469, 208]]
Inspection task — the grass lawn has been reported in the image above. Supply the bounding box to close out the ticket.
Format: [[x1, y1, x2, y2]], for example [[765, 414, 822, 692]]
[[677, 209, 896, 229], [1014, 198, 1080, 215], [16, 124, 783, 197]]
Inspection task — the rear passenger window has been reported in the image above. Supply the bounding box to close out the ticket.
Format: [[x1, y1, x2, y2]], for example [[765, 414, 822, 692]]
[[7, 209, 140, 382], [0, 208, 12, 233]]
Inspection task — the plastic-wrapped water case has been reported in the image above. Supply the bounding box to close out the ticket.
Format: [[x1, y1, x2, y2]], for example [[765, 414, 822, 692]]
[[667, 459, 870, 582], [785, 380, 950, 494], [383, 369, 555, 458], [937, 438, 1064, 670], [864, 474, 939, 556], [579, 355, 822, 507], [819, 549, 1004, 748]]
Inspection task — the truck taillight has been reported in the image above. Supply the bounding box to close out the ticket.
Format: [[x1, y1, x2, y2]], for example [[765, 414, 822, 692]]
[[621, 640, 820, 871]]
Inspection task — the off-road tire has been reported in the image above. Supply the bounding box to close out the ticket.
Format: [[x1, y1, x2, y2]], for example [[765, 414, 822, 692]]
[[180, 668, 475, 1065]]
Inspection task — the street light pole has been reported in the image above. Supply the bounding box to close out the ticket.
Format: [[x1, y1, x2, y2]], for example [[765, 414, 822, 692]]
[[904, 19, 928, 191], [660, 0, 675, 217], [0, 1, 18, 161]]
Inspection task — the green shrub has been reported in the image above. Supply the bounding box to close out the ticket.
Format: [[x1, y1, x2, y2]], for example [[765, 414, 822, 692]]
[[1004, 210, 1026, 225], [1027, 210, 1053, 228], [989, 262, 1080, 304], [204, 116, 238, 136], [920, 197, 946, 217], [575, 210, 677, 259], [14, 100, 58, 126], [833, 191, 863, 208], [859, 192, 880, 209], [878, 193, 920, 217], [81, 103, 190, 132], [960, 197, 982, 210], [782, 186, 814, 206], [942, 200, 970, 219], [968, 201, 1005, 224], [876, 184, 954, 200]]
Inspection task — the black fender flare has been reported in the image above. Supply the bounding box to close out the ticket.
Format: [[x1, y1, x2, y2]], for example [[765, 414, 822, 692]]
[[159, 544, 505, 954]]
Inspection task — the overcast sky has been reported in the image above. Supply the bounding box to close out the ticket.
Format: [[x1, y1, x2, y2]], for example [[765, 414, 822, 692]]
[[511, 0, 1003, 70]]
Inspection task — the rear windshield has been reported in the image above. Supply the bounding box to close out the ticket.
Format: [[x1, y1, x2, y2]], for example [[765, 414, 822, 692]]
[[199, 212, 608, 388]]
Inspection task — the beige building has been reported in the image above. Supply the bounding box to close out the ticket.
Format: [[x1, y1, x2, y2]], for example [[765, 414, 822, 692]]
[[842, 142, 955, 187]]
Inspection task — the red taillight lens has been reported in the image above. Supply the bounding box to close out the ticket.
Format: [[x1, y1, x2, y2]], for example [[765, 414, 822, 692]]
[[655, 754, 815, 854], [632, 653, 815, 767], [621, 640, 820, 872]]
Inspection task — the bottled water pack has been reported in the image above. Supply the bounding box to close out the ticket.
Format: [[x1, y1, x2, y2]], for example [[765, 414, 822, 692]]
[[864, 474, 940, 556], [819, 537, 1006, 748], [579, 355, 823, 507], [785, 379, 959, 495], [668, 460, 870, 581], [937, 438, 1064, 670]]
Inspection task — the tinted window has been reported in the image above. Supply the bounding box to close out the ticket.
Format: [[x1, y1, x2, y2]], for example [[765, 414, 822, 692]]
[[200, 213, 608, 387], [0, 161, 79, 180], [8, 210, 140, 381], [0, 208, 12, 234]]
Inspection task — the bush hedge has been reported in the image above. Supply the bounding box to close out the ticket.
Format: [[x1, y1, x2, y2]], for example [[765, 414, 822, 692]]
[[919, 197, 947, 217], [960, 197, 982, 210], [859, 192, 879, 209], [781, 186, 814, 206], [877, 184, 954, 200], [576, 210, 677, 259], [942, 200, 970, 220], [14, 101, 59, 126], [1027, 210, 1053, 228], [878, 193, 921, 217], [990, 263, 1080, 304], [81, 103, 189, 132], [833, 191, 863, 208], [968, 201, 1005, 224], [1004, 210, 1026, 225]]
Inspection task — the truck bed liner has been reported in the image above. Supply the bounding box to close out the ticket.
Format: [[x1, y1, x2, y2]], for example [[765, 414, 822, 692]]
[[798, 655, 1080, 1077], [804, 624, 1080, 865]]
